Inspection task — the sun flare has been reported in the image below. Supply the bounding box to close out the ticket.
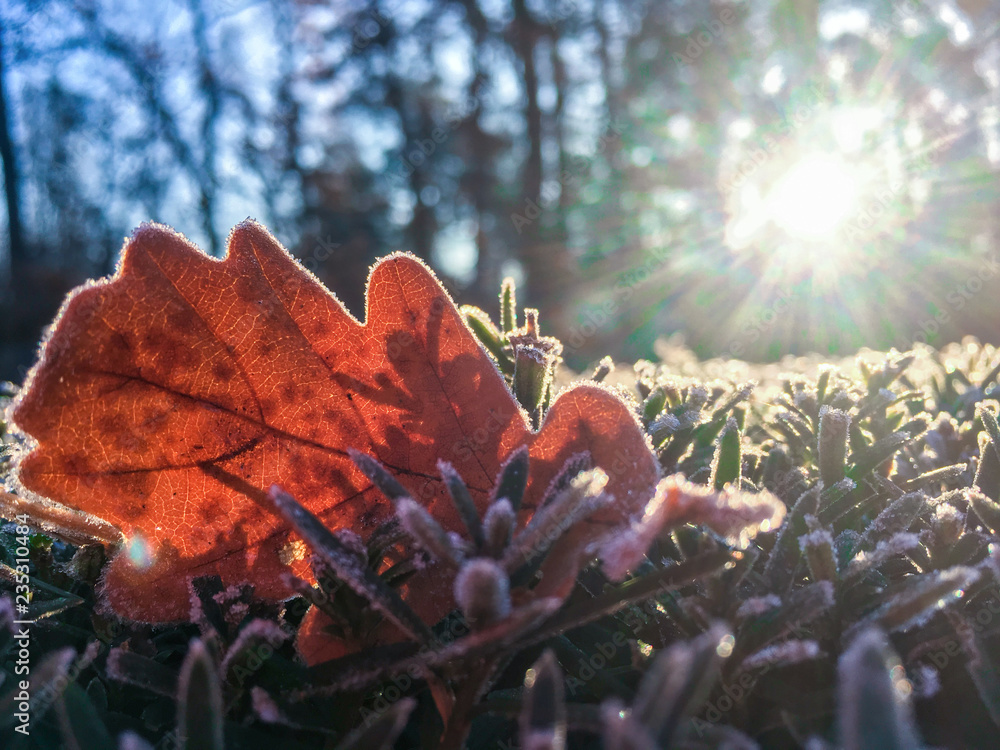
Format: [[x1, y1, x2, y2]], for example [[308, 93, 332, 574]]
[[766, 154, 861, 240]]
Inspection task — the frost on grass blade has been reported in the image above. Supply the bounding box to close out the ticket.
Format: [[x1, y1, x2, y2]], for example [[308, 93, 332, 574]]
[[490, 445, 530, 513], [220, 619, 289, 684], [843, 533, 922, 582], [848, 566, 981, 638], [740, 639, 823, 672], [437, 459, 485, 550], [857, 492, 925, 550], [503, 468, 609, 573], [519, 650, 566, 750], [269, 486, 434, 644], [630, 623, 731, 746], [177, 638, 224, 750], [739, 581, 835, 655], [763, 486, 819, 592], [837, 628, 920, 750], [967, 488, 1000, 535], [106, 648, 178, 698]]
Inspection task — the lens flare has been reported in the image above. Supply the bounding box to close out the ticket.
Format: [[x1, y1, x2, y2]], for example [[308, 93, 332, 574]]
[[127, 534, 154, 570]]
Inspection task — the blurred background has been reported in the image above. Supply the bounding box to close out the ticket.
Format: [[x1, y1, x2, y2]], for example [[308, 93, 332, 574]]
[[1, 0, 999, 382]]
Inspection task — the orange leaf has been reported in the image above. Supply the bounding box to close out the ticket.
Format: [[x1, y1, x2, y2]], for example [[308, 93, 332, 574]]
[[12, 221, 658, 626]]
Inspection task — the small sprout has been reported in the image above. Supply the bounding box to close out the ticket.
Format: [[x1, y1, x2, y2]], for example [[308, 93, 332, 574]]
[[501, 277, 517, 333], [349, 450, 412, 502], [482, 497, 516, 558], [269, 487, 434, 644], [454, 557, 511, 626], [462, 305, 509, 369], [800, 526, 839, 583], [396, 497, 463, 567], [492, 445, 530, 514], [513, 344, 554, 415], [523, 307, 539, 338], [438, 460, 485, 550], [642, 385, 668, 424], [592, 355, 614, 382], [710, 416, 742, 490]]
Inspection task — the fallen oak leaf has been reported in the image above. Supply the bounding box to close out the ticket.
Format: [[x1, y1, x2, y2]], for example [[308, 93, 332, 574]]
[[11, 220, 659, 626]]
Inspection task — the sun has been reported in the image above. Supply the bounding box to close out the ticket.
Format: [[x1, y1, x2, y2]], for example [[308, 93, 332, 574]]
[[766, 154, 861, 240]]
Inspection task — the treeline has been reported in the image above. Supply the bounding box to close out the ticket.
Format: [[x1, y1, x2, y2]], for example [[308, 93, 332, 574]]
[[1, 0, 999, 380]]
